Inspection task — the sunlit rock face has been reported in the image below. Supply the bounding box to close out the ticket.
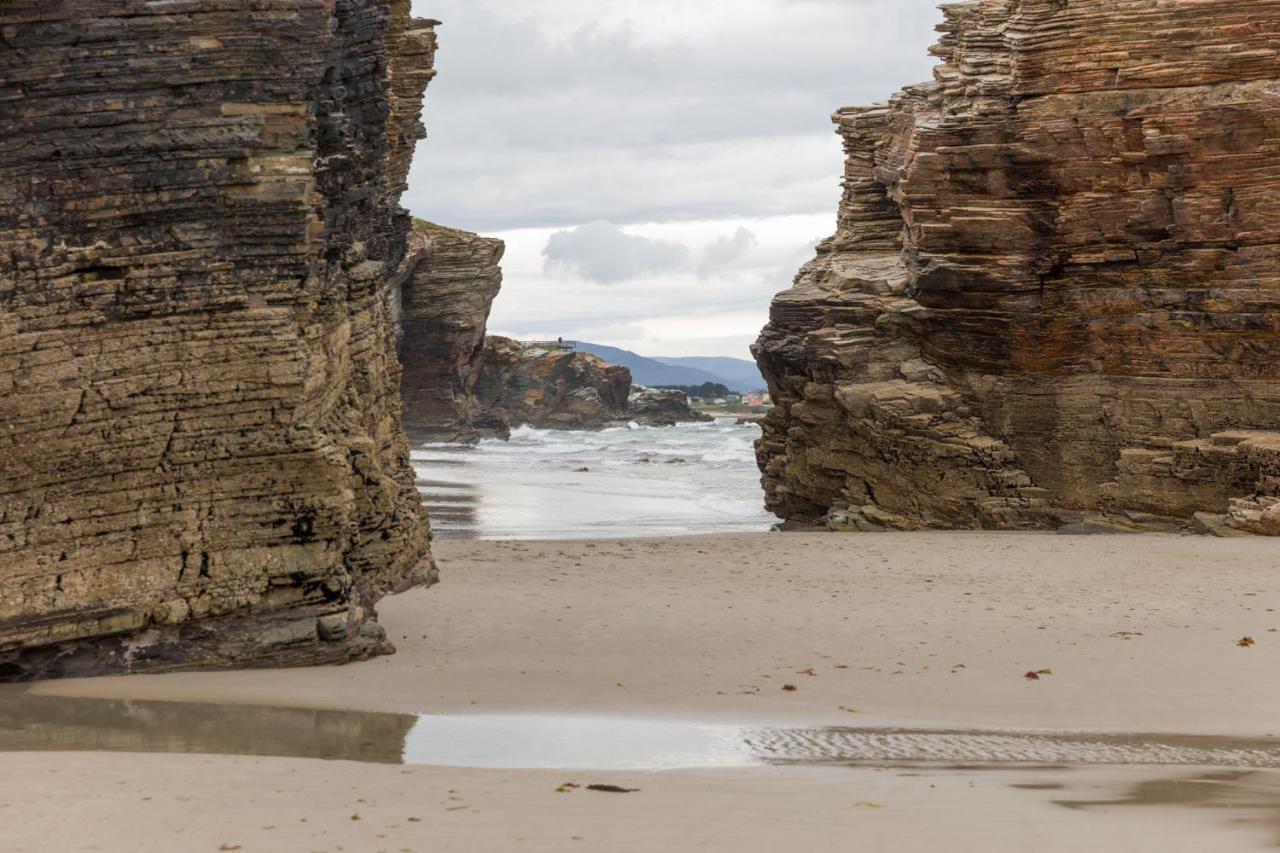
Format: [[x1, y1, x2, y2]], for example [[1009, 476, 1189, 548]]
[[754, 0, 1280, 534], [0, 0, 439, 679], [397, 223, 505, 443]]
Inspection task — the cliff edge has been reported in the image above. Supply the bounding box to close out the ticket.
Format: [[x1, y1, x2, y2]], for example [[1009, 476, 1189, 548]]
[[754, 0, 1280, 535], [396, 222, 505, 442], [0, 0, 439, 678]]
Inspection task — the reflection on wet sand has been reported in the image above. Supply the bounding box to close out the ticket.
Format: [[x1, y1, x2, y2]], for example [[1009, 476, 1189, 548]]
[[1055, 770, 1280, 846], [7, 691, 1280, 774], [0, 691, 416, 765], [413, 463, 482, 532], [408, 421, 776, 540]]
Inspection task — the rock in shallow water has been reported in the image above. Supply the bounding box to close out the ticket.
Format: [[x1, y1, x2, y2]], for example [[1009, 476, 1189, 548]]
[[472, 337, 633, 433], [626, 387, 714, 428], [0, 0, 439, 678], [753, 0, 1280, 535]]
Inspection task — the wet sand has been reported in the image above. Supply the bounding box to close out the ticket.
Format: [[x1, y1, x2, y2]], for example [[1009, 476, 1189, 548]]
[[10, 532, 1280, 851]]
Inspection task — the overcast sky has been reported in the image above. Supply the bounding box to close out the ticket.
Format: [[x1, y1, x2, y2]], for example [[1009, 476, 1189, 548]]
[[405, 0, 942, 359]]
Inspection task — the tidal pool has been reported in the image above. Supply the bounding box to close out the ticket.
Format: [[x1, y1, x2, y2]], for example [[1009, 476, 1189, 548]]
[[5, 690, 1280, 772]]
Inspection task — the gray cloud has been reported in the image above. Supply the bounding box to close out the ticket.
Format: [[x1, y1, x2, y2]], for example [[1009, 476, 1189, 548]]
[[699, 227, 759, 278], [407, 0, 943, 230], [543, 221, 689, 284]]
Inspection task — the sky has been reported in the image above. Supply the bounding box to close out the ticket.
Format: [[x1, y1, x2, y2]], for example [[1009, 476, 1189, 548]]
[[405, 0, 943, 359]]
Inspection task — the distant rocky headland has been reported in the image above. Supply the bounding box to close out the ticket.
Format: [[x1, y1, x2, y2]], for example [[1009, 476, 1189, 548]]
[[754, 0, 1280, 536], [394, 227, 710, 439], [405, 332, 711, 438]]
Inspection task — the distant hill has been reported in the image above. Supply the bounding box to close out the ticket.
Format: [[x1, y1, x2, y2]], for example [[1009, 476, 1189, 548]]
[[653, 356, 764, 392], [575, 343, 764, 392]]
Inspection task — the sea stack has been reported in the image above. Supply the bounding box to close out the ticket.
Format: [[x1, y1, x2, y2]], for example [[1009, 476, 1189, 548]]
[[0, 0, 438, 678], [754, 0, 1280, 535], [396, 222, 505, 442], [472, 337, 633, 433]]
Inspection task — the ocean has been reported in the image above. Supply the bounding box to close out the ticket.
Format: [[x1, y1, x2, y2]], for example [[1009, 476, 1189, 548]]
[[409, 418, 776, 539]]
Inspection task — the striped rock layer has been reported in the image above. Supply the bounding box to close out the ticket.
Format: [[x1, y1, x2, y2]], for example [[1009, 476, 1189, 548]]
[[754, 0, 1280, 535], [0, 0, 439, 678]]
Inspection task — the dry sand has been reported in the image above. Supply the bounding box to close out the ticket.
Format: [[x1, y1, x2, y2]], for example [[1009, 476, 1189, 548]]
[[8, 531, 1280, 851]]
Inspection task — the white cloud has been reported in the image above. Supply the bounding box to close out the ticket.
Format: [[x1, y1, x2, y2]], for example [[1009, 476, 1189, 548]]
[[542, 222, 766, 285], [543, 221, 689, 284], [487, 214, 828, 357]]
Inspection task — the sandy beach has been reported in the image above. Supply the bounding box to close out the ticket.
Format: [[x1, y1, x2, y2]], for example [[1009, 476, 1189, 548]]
[[8, 531, 1280, 851]]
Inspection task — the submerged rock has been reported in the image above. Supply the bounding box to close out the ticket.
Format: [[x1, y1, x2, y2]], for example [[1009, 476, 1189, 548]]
[[0, 0, 439, 678], [753, 0, 1280, 534]]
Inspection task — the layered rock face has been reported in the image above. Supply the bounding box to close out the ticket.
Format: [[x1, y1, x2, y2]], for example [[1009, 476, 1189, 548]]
[[473, 337, 633, 432], [0, 0, 439, 678], [396, 222, 505, 442], [755, 0, 1280, 534]]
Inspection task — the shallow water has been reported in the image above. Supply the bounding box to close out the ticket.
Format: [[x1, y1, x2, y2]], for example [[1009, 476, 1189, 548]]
[[409, 419, 776, 539], [8, 691, 1280, 772]]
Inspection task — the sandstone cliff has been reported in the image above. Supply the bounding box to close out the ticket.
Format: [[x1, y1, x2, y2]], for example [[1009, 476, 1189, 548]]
[[396, 222, 505, 442], [0, 0, 439, 678], [754, 0, 1280, 535], [473, 337, 633, 433]]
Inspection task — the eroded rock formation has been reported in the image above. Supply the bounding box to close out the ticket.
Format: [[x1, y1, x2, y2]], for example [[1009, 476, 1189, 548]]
[[396, 222, 505, 442], [627, 387, 714, 427], [755, 0, 1280, 535], [0, 0, 439, 678], [473, 337, 633, 433]]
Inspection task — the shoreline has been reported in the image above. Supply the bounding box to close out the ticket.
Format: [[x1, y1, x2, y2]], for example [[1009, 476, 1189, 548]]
[[11, 531, 1280, 852], [29, 531, 1280, 735]]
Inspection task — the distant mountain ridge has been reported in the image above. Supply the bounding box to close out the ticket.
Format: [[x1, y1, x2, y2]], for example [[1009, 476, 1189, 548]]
[[575, 342, 764, 392], [653, 356, 764, 392]]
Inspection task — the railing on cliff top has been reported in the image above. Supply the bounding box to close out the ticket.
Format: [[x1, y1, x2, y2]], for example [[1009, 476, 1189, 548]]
[[520, 340, 577, 352]]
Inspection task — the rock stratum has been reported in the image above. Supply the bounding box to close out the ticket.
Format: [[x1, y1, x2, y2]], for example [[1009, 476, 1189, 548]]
[[0, 0, 439, 679], [755, 0, 1280, 535], [397, 222, 505, 442]]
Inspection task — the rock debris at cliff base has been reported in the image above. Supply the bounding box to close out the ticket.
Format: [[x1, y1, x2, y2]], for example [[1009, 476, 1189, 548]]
[[0, 0, 439, 678], [754, 0, 1280, 535]]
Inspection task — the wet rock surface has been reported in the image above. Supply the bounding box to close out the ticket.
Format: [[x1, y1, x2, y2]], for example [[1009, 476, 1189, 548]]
[[0, 0, 438, 678], [754, 0, 1280, 534]]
